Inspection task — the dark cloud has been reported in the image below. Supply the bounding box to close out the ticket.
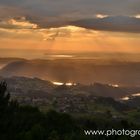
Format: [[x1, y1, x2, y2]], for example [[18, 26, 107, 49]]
[[1, 15, 140, 33], [0, 0, 140, 33], [70, 16, 140, 33], [26, 16, 140, 33], [0, 0, 140, 16]]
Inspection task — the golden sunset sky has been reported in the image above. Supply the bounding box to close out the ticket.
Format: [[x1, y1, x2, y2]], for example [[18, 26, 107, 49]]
[[0, 0, 140, 53]]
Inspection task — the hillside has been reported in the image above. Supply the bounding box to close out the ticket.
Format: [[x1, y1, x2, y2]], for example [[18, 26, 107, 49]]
[[0, 76, 137, 98], [0, 76, 139, 114]]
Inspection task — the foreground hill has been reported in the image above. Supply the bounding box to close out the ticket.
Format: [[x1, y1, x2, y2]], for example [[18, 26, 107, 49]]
[[0, 76, 136, 98], [0, 76, 54, 96], [1, 82, 140, 140], [0, 76, 140, 99]]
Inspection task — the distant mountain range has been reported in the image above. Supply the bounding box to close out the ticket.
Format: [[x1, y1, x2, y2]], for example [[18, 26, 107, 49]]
[[0, 58, 140, 86]]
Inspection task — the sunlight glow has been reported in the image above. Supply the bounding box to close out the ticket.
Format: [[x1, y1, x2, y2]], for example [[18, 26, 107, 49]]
[[109, 84, 119, 88], [135, 14, 140, 18], [52, 81, 76, 86], [66, 83, 73, 86], [0, 18, 140, 53], [96, 14, 108, 18], [52, 82, 63, 86], [121, 97, 130, 101], [132, 93, 140, 97]]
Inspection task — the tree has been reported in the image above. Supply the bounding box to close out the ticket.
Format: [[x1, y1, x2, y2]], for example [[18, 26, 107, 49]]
[[0, 82, 10, 113]]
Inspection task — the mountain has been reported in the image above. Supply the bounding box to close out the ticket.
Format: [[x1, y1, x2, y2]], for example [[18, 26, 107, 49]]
[[0, 59, 140, 86], [0, 57, 26, 64], [0, 57, 26, 69]]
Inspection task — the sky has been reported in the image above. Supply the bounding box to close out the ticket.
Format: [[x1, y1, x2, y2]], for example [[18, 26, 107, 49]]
[[0, 0, 140, 53]]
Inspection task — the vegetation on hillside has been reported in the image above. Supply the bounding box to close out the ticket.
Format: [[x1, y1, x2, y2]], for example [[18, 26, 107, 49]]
[[0, 82, 140, 140]]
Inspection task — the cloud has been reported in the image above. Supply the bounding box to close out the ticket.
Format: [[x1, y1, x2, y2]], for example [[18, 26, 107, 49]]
[[0, 0, 140, 22], [1, 0, 140, 16], [22, 15, 140, 33], [0, 1, 140, 34], [0, 18, 38, 29], [0, 21, 76, 41], [70, 16, 140, 33], [1, 15, 140, 35]]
